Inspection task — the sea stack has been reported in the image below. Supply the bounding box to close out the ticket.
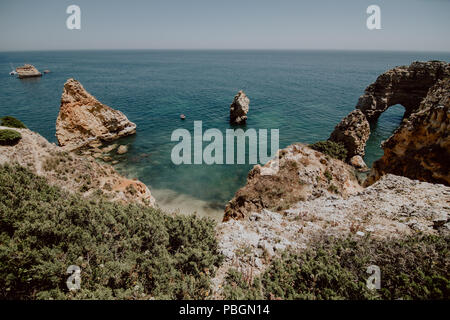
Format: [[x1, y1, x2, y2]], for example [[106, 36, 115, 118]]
[[16, 64, 42, 79], [230, 90, 250, 124], [56, 78, 137, 150]]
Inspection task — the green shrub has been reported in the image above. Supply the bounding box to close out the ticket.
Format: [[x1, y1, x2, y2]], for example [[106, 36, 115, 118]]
[[224, 269, 263, 300], [309, 141, 347, 161], [0, 129, 22, 146], [1, 116, 27, 129], [0, 165, 223, 300], [224, 235, 449, 300]]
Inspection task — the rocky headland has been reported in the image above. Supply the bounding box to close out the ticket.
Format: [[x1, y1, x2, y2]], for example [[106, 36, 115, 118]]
[[330, 61, 450, 177], [366, 77, 450, 186], [356, 60, 450, 121], [214, 61, 450, 297], [0, 125, 155, 206], [1, 79, 154, 207], [213, 174, 449, 297]]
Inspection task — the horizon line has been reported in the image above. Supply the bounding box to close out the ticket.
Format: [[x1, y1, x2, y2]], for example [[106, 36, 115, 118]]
[[1, 48, 450, 54]]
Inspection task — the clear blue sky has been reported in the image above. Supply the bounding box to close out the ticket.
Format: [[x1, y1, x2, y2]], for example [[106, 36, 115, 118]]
[[1, 0, 449, 51]]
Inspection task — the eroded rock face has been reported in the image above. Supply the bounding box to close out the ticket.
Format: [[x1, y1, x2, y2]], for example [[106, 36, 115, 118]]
[[366, 78, 450, 186], [329, 109, 370, 159], [329, 61, 449, 171], [213, 174, 450, 298], [230, 90, 250, 124], [356, 61, 450, 121], [16, 64, 42, 79], [56, 79, 136, 150], [0, 126, 155, 206], [349, 155, 368, 171], [223, 144, 362, 222]]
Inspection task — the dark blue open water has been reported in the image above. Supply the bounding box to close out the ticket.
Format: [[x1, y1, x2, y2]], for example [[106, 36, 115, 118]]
[[1, 50, 449, 218]]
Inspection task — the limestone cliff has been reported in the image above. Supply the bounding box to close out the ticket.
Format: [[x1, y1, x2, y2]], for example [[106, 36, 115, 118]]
[[356, 61, 450, 121], [0, 126, 155, 207], [215, 61, 450, 295], [213, 174, 450, 297], [223, 144, 362, 222], [329, 109, 370, 159], [366, 78, 450, 186], [56, 79, 136, 150], [329, 61, 449, 173]]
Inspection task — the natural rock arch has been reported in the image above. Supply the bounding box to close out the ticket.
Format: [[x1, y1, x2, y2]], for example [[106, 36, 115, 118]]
[[366, 77, 450, 186], [356, 61, 450, 122], [329, 61, 450, 162]]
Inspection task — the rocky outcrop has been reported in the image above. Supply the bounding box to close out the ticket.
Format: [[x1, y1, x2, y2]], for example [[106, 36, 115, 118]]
[[329, 61, 449, 171], [356, 61, 450, 121], [214, 61, 450, 297], [56, 79, 136, 150], [16, 64, 42, 79], [230, 91, 250, 124], [366, 78, 450, 186], [0, 126, 155, 206], [223, 144, 362, 222], [213, 174, 450, 297], [329, 109, 370, 159]]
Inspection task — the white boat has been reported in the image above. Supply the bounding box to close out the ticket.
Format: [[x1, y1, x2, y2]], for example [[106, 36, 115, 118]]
[[9, 63, 17, 76]]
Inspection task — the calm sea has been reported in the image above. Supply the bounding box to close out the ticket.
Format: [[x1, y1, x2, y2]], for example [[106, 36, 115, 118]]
[[1, 50, 449, 219]]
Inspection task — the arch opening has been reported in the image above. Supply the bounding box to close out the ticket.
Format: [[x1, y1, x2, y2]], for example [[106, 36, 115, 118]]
[[364, 104, 405, 166]]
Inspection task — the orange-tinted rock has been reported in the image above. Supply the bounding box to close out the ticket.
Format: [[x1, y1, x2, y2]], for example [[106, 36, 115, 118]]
[[56, 79, 136, 150], [329, 109, 370, 159], [223, 144, 362, 221], [0, 126, 155, 206], [366, 78, 450, 186], [357, 61, 450, 121]]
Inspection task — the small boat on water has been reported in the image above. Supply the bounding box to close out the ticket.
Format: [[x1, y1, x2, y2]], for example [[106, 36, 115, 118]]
[[43, 70, 51, 74], [9, 63, 17, 76], [180, 114, 186, 120]]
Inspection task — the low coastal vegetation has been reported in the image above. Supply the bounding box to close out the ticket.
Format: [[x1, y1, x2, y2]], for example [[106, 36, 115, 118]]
[[309, 140, 347, 161], [0, 129, 22, 146], [1, 116, 27, 129], [0, 165, 223, 300], [224, 235, 449, 300]]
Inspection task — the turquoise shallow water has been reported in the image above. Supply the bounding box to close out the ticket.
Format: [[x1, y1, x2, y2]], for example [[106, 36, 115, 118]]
[[1, 50, 449, 218]]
